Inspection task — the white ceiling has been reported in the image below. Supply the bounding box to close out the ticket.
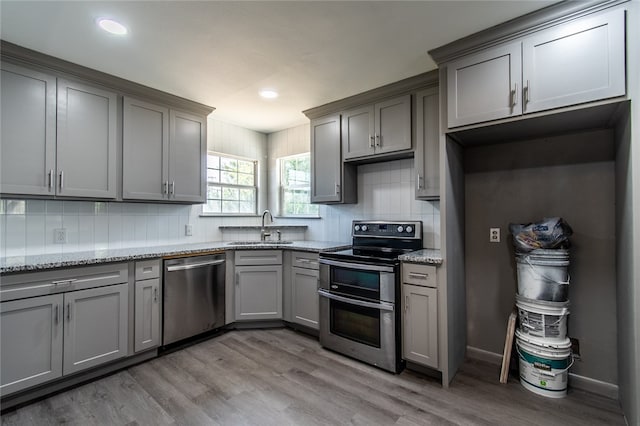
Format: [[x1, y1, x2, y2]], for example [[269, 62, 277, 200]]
[[0, 1, 557, 134]]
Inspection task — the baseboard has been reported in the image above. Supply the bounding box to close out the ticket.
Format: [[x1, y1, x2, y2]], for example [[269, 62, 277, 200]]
[[465, 345, 619, 400]]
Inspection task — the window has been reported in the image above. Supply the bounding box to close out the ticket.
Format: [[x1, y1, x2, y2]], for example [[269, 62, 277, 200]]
[[203, 153, 257, 215], [279, 153, 319, 217]]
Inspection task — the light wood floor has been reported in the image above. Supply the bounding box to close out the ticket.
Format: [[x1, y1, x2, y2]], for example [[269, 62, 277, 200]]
[[1, 328, 626, 425]]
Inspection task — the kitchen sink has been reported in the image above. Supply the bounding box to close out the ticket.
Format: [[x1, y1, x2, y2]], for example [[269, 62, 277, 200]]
[[227, 241, 293, 245]]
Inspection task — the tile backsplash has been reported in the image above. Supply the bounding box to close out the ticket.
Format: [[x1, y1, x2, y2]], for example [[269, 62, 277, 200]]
[[0, 159, 440, 257]]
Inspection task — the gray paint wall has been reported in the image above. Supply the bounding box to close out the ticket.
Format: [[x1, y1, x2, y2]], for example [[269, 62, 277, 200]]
[[464, 129, 617, 384]]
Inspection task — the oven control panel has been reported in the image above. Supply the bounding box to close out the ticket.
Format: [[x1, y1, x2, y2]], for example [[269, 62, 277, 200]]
[[352, 220, 422, 239]]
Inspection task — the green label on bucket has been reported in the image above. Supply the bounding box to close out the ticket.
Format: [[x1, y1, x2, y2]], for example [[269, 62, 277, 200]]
[[519, 347, 570, 369], [540, 380, 547, 387]]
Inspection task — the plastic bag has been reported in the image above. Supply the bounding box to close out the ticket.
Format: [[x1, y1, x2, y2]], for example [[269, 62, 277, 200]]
[[509, 217, 573, 252]]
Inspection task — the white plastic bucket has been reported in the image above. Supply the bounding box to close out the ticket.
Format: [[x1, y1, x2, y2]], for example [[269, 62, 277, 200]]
[[516, 295, 570, 341], [516, 249, 570, 302], [515, 330, 573, 398]]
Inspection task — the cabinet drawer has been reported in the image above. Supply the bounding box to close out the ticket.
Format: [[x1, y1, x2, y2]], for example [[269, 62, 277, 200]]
[[292, 252, 319, 270], [402, 263, 437, 288], [235, 250, 282, 266], [0, 263, 129, 302], [135, 259, 161, 280]]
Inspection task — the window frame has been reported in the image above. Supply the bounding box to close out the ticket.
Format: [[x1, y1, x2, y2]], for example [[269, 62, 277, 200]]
[[202, 151, 259, 216], [278, 152, 319, 218]]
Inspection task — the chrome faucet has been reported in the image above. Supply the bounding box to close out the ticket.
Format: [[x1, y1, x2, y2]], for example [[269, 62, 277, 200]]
[[261, 209, 273, 241]]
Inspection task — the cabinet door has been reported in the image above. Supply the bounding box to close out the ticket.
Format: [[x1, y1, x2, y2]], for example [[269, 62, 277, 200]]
[[415, 88, 440, 200], [375, 95, 411, 155], [63, 283, 128, 375], [310, 114, 342, 203], [0, 63, 57, 196], [235, 265, 283, 321], [342, 105, 375, 160], [402, 284, 438, 368], [522, 9, 625, 114], [447, 42, 522, 128], [134, 279, 161, 352], [56, 79, 117, 198], [169, 110, 206, 203], [291, 266, 319, 330], [0, 294, 63, 395], [123, 97, 169, 201]]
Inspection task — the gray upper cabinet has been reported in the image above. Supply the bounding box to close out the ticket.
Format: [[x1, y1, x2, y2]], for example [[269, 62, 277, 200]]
[[310, 114, 357, 204], [445, 8, 625, 129], [56, 79, 118, 199], [0, 294, 64, 396], [0, 63, 57, 197], [123, 99, 206, 203], [521, 8, 625, 114], [342, 95, 412, 160], [122, 97, 169, 201], [415, 87, 440, 200], [169, 110, 206, 203], [446, 42, 521, 128]]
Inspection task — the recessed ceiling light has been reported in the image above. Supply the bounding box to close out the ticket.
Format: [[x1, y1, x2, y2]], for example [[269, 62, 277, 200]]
[[97, 18, 128, 35], [259, 89, 279, 99]]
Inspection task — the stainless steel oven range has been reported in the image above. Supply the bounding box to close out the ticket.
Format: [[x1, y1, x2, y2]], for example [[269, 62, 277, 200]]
[[318, 220, 422, 373]]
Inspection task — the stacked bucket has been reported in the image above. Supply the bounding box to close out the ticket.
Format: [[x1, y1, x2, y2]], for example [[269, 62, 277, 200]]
[[510, 218, 573, 398]]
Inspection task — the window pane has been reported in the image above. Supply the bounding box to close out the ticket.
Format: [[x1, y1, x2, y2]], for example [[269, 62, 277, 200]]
[[239, 188, 255, 202], [221, 170, 237, 185], [204, 200, 221, 213], [238, 160, 254, 174], [222, 187, 239, 200], [239, 202, 254, 213], [207, 169, 220, 183], [221, 157, 237, 171], [207, 155, 220, 169], [222, 200, 238, 213], [207, 185, 221, 200], [237, 173, 254, 186]]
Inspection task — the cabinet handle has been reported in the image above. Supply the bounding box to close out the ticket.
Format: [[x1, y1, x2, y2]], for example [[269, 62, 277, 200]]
[[163, 181, 168, 194], [417, 172, 423, 190], [170, 181, 175, 195], [235, 273, 239, 286], [375, 134, 381, 147], [52, 278, 77, 287], [335, 183, 340, 195], [48, 170, 54, 190], [525, 80, 530, 105], [369, 135, 374, 148], [59, 170, 64, 190], [54, 304, 59, 325], [66, 303, 71, 321], [405, 295, 409, 313], [408, 272, 429, 280], [154, 287, 158, 303], [511, 83, 518, 108]]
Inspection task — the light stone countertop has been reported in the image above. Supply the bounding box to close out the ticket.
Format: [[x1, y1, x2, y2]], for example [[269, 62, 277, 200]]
[[0, 241, 351, 274], [398, 249, 443, 265]]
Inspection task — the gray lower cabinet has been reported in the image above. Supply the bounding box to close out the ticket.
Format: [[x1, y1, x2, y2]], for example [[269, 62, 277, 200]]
[[414, 86, 440, 200], [134, 259, 161, 352], [0, 294, 63, 395], [123, 98, 206, 203], [0, 62, 57, 197], [342, 95, 411, 160], [446, 8, 625, 129], [291, 252, 320, 330], [402, 264, 438, 369], [310, 114, 356, 204], [234, 250, 283, 321], [0, 63, 118, 199], [62, 283, 128, 375]]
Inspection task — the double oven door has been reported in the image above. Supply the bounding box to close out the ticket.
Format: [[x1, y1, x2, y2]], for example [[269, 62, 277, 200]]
[[318, 258, 402, 373]]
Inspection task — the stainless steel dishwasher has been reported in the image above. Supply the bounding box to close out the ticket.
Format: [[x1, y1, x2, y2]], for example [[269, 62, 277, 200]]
[[163, 254, 225, 346]]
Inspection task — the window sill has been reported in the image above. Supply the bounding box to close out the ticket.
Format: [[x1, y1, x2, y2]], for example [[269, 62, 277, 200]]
[[199, 214, 260, 218], [275, 216, 322, 220]]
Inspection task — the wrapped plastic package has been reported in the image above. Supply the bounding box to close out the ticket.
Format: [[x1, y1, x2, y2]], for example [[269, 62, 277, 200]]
[[509, 217, 573, 252]]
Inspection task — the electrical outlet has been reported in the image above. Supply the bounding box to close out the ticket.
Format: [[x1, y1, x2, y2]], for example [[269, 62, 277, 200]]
[[185, 224, 193, 236], [489, 227, 500, 243], [54, 228, 67, 244], [570, 337, 581, 360]]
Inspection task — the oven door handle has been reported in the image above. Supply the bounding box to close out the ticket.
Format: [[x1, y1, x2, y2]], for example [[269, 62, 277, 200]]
[[318, 289, 395, 312], [319, 258, 395, 273]]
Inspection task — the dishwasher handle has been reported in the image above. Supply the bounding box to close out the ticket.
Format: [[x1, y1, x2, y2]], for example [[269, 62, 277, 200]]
[[166, 259, 225, 272]]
